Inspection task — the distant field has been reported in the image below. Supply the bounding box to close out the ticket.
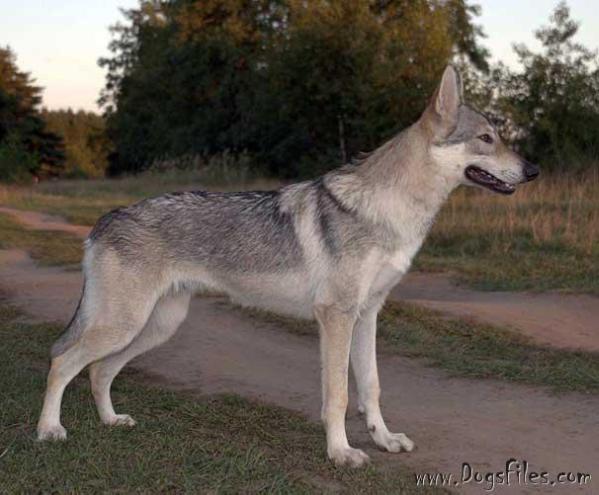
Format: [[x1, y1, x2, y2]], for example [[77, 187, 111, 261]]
[[0, 168, 280, 226], [1, 169, 597, 293]]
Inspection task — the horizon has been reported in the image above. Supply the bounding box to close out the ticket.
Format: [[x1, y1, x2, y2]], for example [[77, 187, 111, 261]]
[[1, 0, 598, 113]]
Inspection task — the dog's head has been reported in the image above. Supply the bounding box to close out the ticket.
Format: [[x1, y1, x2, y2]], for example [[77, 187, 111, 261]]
[[421, 65, 539, 194]]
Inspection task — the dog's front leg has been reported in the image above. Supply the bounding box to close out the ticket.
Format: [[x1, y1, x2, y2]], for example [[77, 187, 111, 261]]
[[351, 308, 415, 453], [315, 303, 369, 467]]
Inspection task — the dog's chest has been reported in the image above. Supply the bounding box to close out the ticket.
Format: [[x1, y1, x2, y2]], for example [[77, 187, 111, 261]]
[[366, 243, 421, 298]]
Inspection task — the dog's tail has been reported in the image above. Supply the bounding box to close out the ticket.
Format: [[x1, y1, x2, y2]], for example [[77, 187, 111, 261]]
[[50, 280, 86, 358]]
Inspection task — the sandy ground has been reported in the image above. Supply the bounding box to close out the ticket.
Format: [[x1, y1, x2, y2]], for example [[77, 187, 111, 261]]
[[394, 274, 599, 352], [1, 206, 598, 494]]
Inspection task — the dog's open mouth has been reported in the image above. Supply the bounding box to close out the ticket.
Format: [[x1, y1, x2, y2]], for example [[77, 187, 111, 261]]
[[465, 165, 516, 195]]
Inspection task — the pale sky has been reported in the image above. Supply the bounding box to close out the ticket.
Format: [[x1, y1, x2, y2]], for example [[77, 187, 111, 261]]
[[1, 0, 597, 112]]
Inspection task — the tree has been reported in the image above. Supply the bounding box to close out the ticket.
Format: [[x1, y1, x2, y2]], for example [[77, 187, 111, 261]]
[[99, 0, 489, 177], [0, 47, 66, 180], [469, 2, 599, 171], [41, 109, 111, 178]]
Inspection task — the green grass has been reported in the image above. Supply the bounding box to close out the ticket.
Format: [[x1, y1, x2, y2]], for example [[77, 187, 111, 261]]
[[0, 304, 444, 494], [378, 303, 599, 392], [1, 170, 281, 226], [416, 232, 599, 293], [237, 302, 599, 394], [0, 213, 82, 266]]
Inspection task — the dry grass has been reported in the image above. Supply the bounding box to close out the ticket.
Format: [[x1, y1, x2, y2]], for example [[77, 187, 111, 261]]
[[433, 171, 598, 256], [417, 170, 599, 292], [0, 170, 281, 226], [1, 169, 597, 292]]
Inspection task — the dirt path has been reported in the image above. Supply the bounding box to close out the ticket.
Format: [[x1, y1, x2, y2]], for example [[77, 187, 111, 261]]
[[394, 273, 599, 352], [2, 205, 598, 352], [0, 206, 91, 239], [2, 207, 599, 493], [1, 247, 598, 494]]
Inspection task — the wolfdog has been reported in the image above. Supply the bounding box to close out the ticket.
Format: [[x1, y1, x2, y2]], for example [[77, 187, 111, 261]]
[[38, 66, 539, 466]]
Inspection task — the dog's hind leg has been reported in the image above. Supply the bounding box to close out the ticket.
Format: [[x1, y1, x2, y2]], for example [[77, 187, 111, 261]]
[[350, 307, 414, 453], [89, 292, 191, 427], [37, 275, 159, 441]]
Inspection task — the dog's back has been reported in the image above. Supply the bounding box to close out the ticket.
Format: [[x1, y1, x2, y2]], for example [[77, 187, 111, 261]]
[[89, 189, 305, 273]]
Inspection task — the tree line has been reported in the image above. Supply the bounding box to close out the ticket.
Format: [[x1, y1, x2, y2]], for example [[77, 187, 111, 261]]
[[41, 109, 111, 178], [1, 1, 598, 183], [100, 0, 599, 177], [99, 0, 490, 177], [0, 48, 111, 181], [0, 47, 65, 182]]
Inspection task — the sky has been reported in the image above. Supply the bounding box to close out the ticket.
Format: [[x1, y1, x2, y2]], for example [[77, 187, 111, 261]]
[[0, 0, 597, 112]]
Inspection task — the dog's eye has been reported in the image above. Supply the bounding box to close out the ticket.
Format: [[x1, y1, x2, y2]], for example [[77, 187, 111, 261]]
[[478, 133, 494, 144]]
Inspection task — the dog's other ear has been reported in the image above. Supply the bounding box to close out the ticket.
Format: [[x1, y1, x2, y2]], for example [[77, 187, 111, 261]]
[[423, 65, 462, 139]]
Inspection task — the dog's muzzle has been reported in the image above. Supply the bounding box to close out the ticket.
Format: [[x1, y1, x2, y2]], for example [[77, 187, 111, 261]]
[[522, 160, 540, 182]]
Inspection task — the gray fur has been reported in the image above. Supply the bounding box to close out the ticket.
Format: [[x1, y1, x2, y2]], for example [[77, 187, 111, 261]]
[[38, 66, 538, 464], [89, 190, 304, 272], [445, 106, 493, 145]]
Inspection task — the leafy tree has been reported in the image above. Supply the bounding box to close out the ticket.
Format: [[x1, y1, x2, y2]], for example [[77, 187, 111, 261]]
[[0, 47, 66, 180], [99, 0, 489, 177], [260, 0, 459, 175], [41, 109, 110, 178], [0, 133, 37, 183], [468, 2, 599, 171], [99, 0, 288, 174]]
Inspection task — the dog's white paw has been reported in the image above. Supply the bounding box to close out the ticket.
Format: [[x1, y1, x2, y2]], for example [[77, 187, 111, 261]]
[[104, 414, 136, 427], [37, 423, 67, 442], [372, 429, 415, 453], [329, 446, 370, 467]]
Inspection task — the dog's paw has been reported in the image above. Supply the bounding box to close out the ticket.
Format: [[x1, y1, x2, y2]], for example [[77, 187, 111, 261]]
[[104, 414, 136, 427], [37, 423, 67, 442], [329, 447, 370, 468], [373, 430, 415, 453]]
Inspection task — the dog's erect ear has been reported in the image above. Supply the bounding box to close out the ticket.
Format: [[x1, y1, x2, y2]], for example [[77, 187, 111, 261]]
[[423, 65, 463, 139], [435, 65, 462, 120]]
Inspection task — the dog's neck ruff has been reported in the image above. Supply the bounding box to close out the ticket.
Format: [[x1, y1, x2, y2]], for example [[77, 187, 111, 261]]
[[325, 124, 456, 242]]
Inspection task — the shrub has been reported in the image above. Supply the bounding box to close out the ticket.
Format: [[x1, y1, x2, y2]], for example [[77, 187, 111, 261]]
[[0, 136, 37, 184]]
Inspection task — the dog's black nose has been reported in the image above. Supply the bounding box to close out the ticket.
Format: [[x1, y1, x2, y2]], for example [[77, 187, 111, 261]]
[[523, 160, 540, 181]]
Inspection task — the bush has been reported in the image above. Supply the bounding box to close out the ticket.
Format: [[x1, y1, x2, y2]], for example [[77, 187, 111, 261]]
[[0, 137, 36, 184]]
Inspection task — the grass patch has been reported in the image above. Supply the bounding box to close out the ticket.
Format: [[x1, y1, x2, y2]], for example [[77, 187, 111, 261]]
[[1, 171, 281, 226], [0, 213, 82, 266], [2, 191, 130, 227], [237, 302, 599, 394], [378, 303, 599, 392], [416, 232, 599, 293], [0, 303, 444, 494], [416, 173, 599, 293]]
